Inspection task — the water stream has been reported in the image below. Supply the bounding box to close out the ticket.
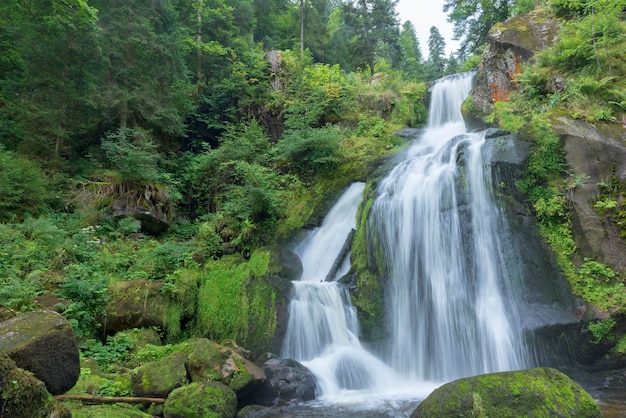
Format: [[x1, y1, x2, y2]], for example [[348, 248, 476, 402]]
[[281, 72, 531, 416]]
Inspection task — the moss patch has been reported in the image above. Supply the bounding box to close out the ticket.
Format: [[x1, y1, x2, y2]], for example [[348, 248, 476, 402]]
[[193, 251, 278, 354]]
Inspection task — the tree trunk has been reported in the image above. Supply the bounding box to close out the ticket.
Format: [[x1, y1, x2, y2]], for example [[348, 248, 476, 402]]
[[300, 0, 304, 56]]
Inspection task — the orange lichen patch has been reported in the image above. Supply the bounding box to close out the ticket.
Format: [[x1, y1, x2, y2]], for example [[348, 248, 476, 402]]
[[490, 82, 511, 103]]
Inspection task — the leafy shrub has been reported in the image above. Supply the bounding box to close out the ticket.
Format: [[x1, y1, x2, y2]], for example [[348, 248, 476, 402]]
[[58, 264, 109, 338], [81, 334, 135, 371], [272, 126, 342, 180]]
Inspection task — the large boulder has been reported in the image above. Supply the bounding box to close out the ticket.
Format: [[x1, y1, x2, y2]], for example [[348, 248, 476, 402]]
[[132, 351, 188, 398], [412, 367, 602, 418], [250, 354, 316, 407], [466, 8, 561, 122], [101, 279, 169, 334], [164, 381, 237, 418], [0, 310, 80, 395], [0, 353, 71, 418]]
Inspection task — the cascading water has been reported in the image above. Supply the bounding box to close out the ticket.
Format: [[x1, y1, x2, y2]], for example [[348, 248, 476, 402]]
[[370, 72, 529, 381], [282, 183, 398, 400], [281, 72, 530, 416]]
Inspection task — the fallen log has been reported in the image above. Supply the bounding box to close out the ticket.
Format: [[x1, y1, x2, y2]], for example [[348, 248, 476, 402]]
[[54, 394, 165, 404]]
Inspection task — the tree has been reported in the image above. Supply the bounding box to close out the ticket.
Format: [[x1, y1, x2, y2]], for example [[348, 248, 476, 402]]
[[93, 0, 192, 138], [443, 0, 512, 55], [399, 21, 425, 81], [426, 26, 446, 79], [0, 0, 101, 158], [343, 0, 400, 75]]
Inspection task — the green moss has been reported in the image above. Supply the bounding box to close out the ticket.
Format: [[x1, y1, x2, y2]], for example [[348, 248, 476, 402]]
[[186, 339, 224, 382], [163, 382, 237, 418], [132, 352, 188, 398], [192, 251, 278, 354], [0, 353, 62, 418], [350, 182, 386, 340], [71, 404, 152, 418]]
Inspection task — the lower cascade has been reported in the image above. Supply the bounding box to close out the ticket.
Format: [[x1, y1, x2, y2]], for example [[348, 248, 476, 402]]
[[282, 72, 532, 413]]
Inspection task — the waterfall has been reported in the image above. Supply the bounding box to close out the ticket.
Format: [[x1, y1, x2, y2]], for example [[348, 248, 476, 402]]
[[282, 183, 398, 400], [370, 72, 529, 381], [281, 72, 530, 414]]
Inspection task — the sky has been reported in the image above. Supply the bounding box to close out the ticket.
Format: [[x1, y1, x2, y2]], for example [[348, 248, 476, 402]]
[[396, 0, 461, 58]]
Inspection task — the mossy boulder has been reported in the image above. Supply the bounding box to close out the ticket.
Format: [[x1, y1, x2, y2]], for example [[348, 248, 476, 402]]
[[101, 280, 170, 335], [115, 327, 162, 348], [72, 404, 153, 418], [467, 8, 561, 122], [185, 338, 265, 399], [164, 381, 237, 418], [0, 309, 80, 395], [132, 351, 188, 398], [412, 367, 602, 418], [0, 353, 70, 418]]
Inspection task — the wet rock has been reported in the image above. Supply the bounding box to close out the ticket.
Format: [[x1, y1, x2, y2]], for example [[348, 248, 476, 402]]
[[250, 354, 316, 407], [0, 310, 80, 395], [164, 381, 238, 418], [412, 367, 602, 418]]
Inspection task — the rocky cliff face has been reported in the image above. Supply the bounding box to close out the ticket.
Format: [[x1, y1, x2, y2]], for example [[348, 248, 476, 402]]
[[466, 8, 561, 123], [552, 117, 626, 274]]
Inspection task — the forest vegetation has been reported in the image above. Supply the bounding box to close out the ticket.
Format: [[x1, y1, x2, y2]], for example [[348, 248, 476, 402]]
[[1, 0, 626, 395]]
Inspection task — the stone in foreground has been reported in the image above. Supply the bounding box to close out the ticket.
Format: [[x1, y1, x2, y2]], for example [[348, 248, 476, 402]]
[[412, 367, 601, 418]]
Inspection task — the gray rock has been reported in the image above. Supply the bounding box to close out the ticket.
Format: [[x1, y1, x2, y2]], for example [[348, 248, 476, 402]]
[[0, 310, 80, 395], [250, 354, 316, 407]]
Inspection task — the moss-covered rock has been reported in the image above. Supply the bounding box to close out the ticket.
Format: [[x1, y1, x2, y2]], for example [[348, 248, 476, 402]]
[[185, 338, 265, 398], [132, 351, 188, 398], [412, 367, 602, 418], [0, 309, 80, 395], [347, 181, 386, 341], [115, 327, 162, 348], [101, 280, 170, 335], [467, 8, 561, 121], [193, 250, 287, 356], [71, 404, 153, 418], [164, 381, 237, 418], [0, 353, 70, 418]]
